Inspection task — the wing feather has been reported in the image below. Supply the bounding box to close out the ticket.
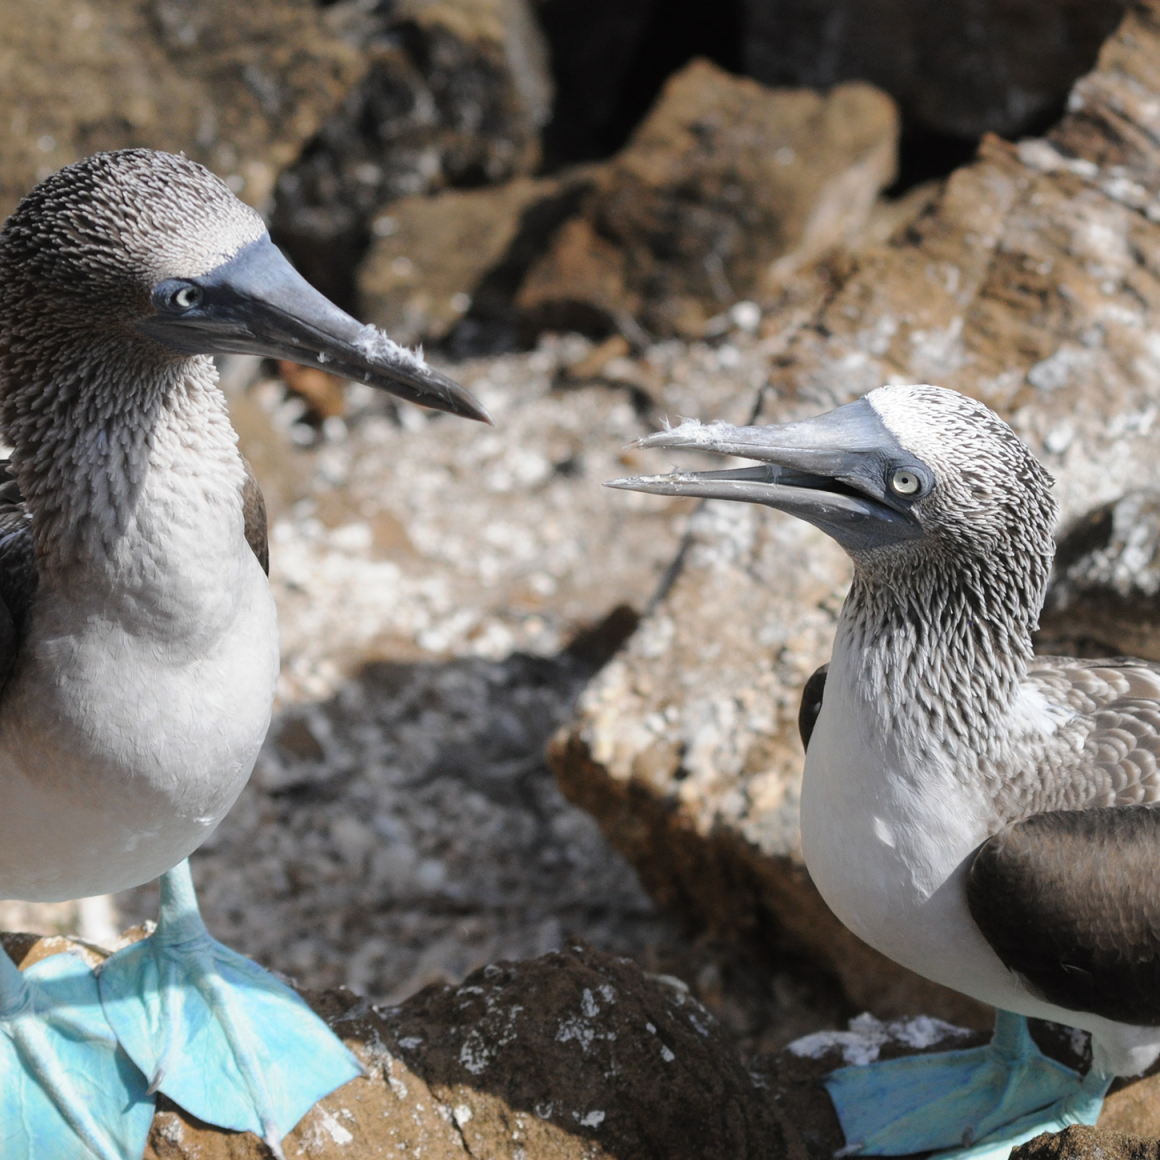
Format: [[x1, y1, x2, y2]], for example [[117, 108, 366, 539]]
[[0, 462, 36, 695], [968, 806, 1160, 1025], [799, 663, 828, 752], [241, 457, 268, 576]]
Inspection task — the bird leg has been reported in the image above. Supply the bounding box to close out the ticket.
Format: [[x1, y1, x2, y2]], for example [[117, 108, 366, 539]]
[[96, 859, 363, 1158], [0, 941, 154, 1160], [825, 1010, 1109, 1158]]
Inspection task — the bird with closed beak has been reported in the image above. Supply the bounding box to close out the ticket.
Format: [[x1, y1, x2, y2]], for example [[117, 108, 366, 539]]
[[610, 384, 1160, 1160], [0, 149, 490, 1160]]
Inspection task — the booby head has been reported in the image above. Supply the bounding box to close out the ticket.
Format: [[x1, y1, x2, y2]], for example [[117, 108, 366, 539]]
[[610, 384, 1056, 573], [0, 148, 489, 422], [610, 386, 1059, 703]]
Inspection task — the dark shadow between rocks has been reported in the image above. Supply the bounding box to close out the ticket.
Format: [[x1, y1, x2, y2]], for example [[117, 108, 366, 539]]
[[442, 176, 596, 357]]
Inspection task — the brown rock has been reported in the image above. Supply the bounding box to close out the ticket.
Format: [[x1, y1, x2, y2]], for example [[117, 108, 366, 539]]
[[10, 934, 1158, 1158], [1039, 491, 1160, 661], [384, 941, 791, 1159], [551, 1, 1160, 1023], [357, 176, 562, 346], [277, 363, 348, 423], [759, 0, 1160, 525], [0, 0, 364, 219], [517, 215, 639, 336], [1102, 1072, 1160, 1137], [8, 933, 796, 1159], [1012, 1124, 1160, 1160], [518, 59, 899, 337], [272, 0, 553, 308], [742, 0, 1126, 141]]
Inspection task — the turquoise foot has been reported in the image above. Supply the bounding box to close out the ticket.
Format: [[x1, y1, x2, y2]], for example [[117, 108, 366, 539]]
[[97, 860, 362, 1158], [0, 947, 154, 1160], [826, 1010, 1110, 1159]]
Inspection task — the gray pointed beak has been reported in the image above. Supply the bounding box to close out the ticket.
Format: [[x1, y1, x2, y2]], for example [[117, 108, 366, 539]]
[[606, 397, 929, 551], [135, 234, 491, 424]]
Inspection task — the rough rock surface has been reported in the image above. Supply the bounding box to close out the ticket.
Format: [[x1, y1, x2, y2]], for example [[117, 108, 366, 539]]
[[550, 0, 1160, 1023], [742, 0, 1126, 141], [517, 59, 898, 337], [8, 936, 794, 1160], [236, 335, 760, 704], [1039, 490, 1160, 660], [0, 0, 363, 218], [357, 175, 564, 346], [272, 0, 552, 308], [1013, 1125, 1160, 1160]]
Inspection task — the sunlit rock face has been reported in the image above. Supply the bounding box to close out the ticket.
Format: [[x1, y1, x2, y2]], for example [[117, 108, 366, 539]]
[[0, 0, 365, 220]]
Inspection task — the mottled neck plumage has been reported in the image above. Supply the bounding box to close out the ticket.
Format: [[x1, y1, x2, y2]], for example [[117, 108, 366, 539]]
[[839, 537, 1051, 759], [0, 335, 238, 576]]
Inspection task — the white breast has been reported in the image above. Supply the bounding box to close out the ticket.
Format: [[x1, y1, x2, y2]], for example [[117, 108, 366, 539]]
[[799, 641, 1160, 1075], [800, 645, 1038, 1007], [0, 406, 279, 902]]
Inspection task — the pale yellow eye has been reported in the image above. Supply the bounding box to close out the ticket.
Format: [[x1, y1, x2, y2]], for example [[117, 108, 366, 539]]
[[890, 469, 921, 496], [173, 285, 201, 309]]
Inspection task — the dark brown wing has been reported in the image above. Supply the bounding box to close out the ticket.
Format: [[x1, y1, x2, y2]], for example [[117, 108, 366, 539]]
[[0, 462, 37, 694], [799, 663, 828, 752], [241, 457, 268, 576], [968, 806, 1160, 1025]]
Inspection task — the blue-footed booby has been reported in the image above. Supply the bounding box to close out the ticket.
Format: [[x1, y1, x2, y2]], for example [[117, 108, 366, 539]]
[[0, 149, 489, 1160], [609, 384, 1160, 1160]]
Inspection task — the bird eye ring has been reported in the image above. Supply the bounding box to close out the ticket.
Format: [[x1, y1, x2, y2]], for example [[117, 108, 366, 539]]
[[171, 285, 202, 310], [889, 469, 921, 496]]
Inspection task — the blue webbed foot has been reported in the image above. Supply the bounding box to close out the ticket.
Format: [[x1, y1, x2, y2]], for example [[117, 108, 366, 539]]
[[825, 1011, 1109, 1159], [0, 946, 154, 1160], [97, 860, 362, 1158]]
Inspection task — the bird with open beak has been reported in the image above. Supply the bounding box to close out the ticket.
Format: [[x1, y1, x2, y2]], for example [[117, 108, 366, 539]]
[[611, 385, 1160, 1160], [0, 149, 489, 1160]]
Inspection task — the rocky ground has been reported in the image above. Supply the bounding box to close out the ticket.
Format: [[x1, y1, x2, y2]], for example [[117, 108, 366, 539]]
[[8, 932, 1160, 1158]]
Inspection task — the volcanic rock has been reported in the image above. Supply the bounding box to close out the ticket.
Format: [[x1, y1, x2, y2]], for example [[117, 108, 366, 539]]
[[1013, 1125, 1160, 1160], [516, 59, 898, 338], [272, 0, 553, 309], [6, 935, 797, 1160], [1039, 490, 1160, 661], [13, 932, 1155, 1158], [357, 174, 585, 347], [0, 0, 364, 219], [550, 0, 1160, 1022]]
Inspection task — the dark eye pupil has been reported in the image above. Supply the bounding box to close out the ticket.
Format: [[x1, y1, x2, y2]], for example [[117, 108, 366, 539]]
[[174, 287, 199, 308]]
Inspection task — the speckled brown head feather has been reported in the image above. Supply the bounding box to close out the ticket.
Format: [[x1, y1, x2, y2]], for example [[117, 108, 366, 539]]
[[0, 151, 261, 569]]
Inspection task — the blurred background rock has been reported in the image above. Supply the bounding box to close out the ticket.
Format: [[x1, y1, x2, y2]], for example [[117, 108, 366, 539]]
[[10, 1, 1160, 1146]]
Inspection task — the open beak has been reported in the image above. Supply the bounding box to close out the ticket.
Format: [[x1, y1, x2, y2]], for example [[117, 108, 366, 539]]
[[606, 397, 926, 551], [135, 234, 491, 424]]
